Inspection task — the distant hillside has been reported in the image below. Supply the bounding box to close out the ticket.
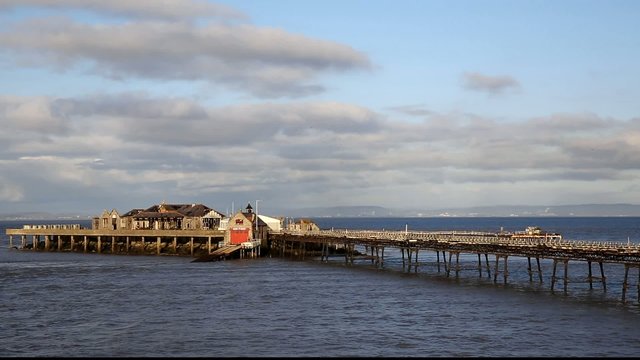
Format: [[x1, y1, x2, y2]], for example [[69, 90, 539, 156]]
[[285, 204, 640, 218], [0, 212, 92, 221], [287, 206, 397, 218], [3, 203, 640, 220]]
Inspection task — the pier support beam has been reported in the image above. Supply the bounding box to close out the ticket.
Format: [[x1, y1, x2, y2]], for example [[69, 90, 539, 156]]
[[493, 255, 509, 284], [551, 259, 569, 292], [485, 253, 491, 279], [600, 262, 607, 291], [622, 264, 630, 303]]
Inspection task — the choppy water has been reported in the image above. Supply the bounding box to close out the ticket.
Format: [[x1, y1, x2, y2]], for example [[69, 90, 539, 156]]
[[2, 217, 640, 357]]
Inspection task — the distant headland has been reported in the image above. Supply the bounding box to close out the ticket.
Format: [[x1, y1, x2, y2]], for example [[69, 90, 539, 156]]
[[2, 203, 640, 220]]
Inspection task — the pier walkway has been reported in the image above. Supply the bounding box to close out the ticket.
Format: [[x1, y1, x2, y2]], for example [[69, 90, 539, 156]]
[[270, 228, 640, 303], [6, 224, 640, 303], [6, 226, 226, 257]]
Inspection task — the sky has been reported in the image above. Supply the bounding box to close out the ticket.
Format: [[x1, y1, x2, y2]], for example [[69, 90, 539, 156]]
[[0, 0, 639, 217]]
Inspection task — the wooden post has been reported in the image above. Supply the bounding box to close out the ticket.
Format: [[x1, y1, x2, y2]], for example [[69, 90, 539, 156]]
[[477, 253, 482, 277], [57, 235, 62, 251], [157, 236, 161, 255], [173, 237, 177, 254], [33, 235, 38, 250], [503, 256, 509, 284], [414, 248, 419, 273], [436, 250, 441, 272], [587, 261, 593, 289], [207, 237, 212, 254], [111, 236, 115, 253], [536, 257, 543, 283], [599, 262, 607, 291], [622, 264, 629, 303], [551, 259, 558, 291], [381, 247, 385, 268], [8, 235, 12, 249], [97, 236, 101, 253], [22, 235, 26, 249], [455, 252, 460, 277], [126, 236, 130, 254], [44, 235, 50, 251], [443, 251, 448, 274], [141, 236, 145, 254], [527, 257, 533, 281], [563, 259, 568, 292], [83, 235, 87, 253], [485, 253, 491, 278], [190, 237, 194, 257], [494, 255, 500, 283], [70, 235, 75, 251], [447, 251, 454, 277]]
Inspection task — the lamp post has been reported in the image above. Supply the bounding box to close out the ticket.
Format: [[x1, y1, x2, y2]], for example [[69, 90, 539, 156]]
[[255, 200, 261, 240]]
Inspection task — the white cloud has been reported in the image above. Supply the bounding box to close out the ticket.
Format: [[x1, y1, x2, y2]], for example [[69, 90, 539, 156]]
[[0, 17, 371, 98], [0, 0, 246, 21], [1, 93, 640, 213]]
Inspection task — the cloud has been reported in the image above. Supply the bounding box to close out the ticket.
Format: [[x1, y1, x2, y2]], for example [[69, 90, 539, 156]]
[[0, 11, 371, 98], [462, 72, 520, 95], [0, 0, 246, 21], [1, 93, 640, 213]]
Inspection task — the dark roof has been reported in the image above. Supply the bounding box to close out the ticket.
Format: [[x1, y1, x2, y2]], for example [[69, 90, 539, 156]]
[[245, 203, 253, 210], [123, 203, 223, 219], [121, 209, 144, 217], [133, 211, 184, 219], [176, 204, 211, 217]]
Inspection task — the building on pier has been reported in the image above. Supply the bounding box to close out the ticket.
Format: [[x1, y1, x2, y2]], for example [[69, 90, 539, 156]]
[[92, 202, 226, 231]]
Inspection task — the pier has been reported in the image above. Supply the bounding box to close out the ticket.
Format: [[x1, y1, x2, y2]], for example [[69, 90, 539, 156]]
[[6, 223, 640, 303], [6, 224, 227, 257], [269, 227, 640, 304]]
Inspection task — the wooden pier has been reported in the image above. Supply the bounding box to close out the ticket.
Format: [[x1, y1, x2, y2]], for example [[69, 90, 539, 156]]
[[7, 223, 640, 303], [269, 228, 640, 303], [6, 225, 226, 257]]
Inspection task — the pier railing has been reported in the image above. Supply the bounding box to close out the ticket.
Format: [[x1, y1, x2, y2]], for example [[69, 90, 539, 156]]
[[280, 229, 640, 261]]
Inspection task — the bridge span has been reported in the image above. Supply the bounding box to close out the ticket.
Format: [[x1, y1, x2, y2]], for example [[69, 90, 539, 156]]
[[269, 227, 640, 303]]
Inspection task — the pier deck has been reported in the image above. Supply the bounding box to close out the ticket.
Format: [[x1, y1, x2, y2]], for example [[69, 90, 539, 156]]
[[270, 228, 640, 303], [6, 226, 226, 257]]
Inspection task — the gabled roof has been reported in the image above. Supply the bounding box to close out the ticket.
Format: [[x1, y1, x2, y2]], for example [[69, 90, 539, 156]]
[[122, 208, 144, 217], [122, 203, 225, 219], [132, 210, 184, 219]]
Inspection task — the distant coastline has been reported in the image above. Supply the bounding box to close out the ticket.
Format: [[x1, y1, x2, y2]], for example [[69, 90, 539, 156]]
[[3, 203, 640, 220]]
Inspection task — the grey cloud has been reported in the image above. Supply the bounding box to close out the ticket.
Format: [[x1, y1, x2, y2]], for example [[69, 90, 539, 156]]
[[0, 0, 246, 21], [0, 95, 69, 135], [462, 72, 520, 94], [0, 18, 371, 98], [2, 93, 640, 212], [387, 104, 433, 117]]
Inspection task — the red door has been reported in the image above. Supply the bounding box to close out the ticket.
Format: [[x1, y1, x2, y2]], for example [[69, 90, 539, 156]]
[[230, 228, 250, 244]]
